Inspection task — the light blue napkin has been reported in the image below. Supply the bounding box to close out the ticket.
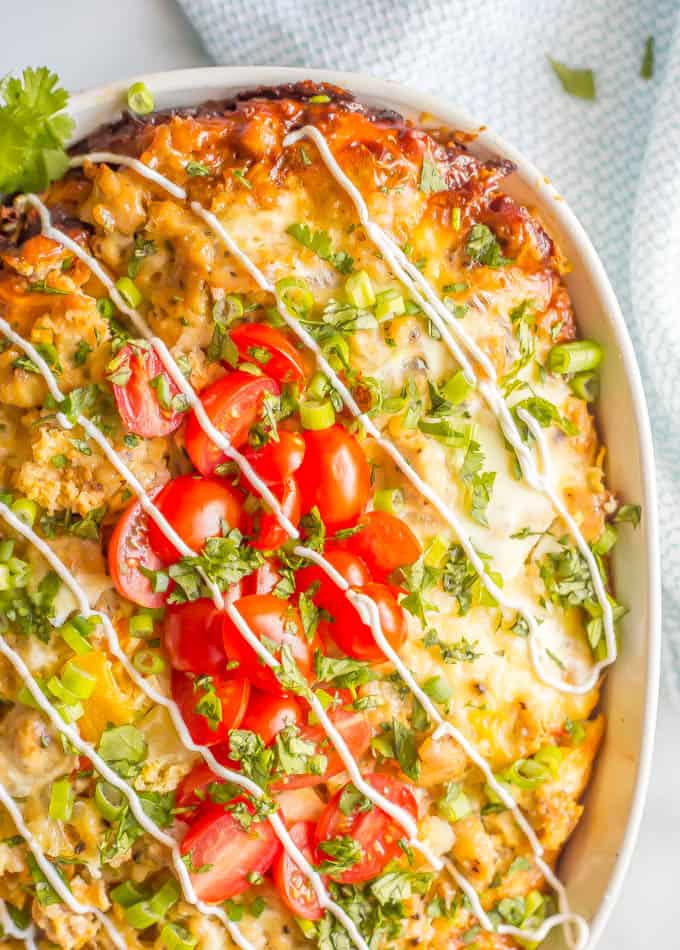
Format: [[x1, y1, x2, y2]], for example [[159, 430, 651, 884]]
[[178, 0, 679, 697]]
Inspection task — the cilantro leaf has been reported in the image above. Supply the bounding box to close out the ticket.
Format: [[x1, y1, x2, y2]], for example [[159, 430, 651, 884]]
[[0, 68, 74, 194], [286, 222, 354, 274], [465, 224, 511, 267], [314, 650, 376, 689], [370, 870, 433, 906], [392, 719, 420, 781], [316, 835, 363, 875]]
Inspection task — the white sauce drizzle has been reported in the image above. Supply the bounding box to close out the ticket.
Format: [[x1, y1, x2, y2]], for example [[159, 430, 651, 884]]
[[0, 897, 37, 948], [284, 124, 615, 696], [0, 779, 125, 949], [0, 131, 604, 946]]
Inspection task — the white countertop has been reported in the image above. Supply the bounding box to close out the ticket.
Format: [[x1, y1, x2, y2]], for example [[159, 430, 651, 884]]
[[2, 1, 677, 946]]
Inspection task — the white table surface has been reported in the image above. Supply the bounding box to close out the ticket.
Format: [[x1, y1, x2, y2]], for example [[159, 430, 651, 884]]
[[2, 1, 678, 946]]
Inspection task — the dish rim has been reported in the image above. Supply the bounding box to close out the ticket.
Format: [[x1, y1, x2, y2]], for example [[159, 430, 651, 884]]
[[67, 65, 662, 950]]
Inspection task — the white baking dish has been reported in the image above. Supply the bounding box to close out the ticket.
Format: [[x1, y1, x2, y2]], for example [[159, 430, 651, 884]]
[[68, 67, 661, 949]]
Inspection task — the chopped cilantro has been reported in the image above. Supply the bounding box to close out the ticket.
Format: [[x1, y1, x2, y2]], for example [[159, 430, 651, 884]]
[[286, 222, 354, 274]]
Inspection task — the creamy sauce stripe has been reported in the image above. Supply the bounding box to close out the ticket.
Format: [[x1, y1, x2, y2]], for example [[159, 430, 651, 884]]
[[284, 124, 615, 696], [0, 777, 125, 948]]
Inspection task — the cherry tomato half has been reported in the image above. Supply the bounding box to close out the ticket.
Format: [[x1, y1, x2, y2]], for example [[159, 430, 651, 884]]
[[271, 707, 371, 792], [230, 323, 305, 386], [163, 599, 230, 675], [240, 690, 304, 746], [185, 372, 280, 476], [325, 582, 407, 661], [314, 774, 417, 883], [108, 490, 166, 608], [172, 670, 250, 747], [245, 475, 301, 551], [180, 801, 279, 902], [148, 475, 244, 563], [295, 548, 371, 620], [244, 559, 283, 596], [110, 342, 185, 438], [221, 595, 314, 695], [273, 821, 325, 920], [339, 511, 422, 582], [297, 425, 371, 530], [244, 430, 306, 481]]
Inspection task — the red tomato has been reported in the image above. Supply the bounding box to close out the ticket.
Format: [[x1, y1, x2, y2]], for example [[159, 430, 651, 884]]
[[176, 762, 222, 809], [245, 560, 283, 596], [230, 323, 305, 386], [339, 511, 422, 581], [185, 372, 280, 476], [221, 595, 314, 694], [108, 490, 166, 608], [180, 801, 279, 902], [244, 430, 305, 481], [163, 599, 229, 675], [273, 821, 325, 920], [148, 475, 244, 563], [314, 774, 417, 883], [295, 548, 371, 619], [172, 670, 250, 747], [297, 425, 371, 530], [241, 691, 304, 746], [245, 475, 301, 551], [110, 342, 185, 438], [271, 707, 371, 792], [326, 582, 407, 661]]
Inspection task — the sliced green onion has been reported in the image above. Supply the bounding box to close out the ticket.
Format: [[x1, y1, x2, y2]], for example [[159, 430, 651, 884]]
[[548, 340, 603, 374], [129, 611, 155, 637], [160, 922, 198, 950], [55, 701, 84, 724], [59, 621, 93, 656], [47, 675, 81, 706], [593, 523, 617, 555], [127, 82, 155, 116], [115, 276, 142, 309], [442, 370, 473, 406], [61, 661, 96, 700], [49, 778, 74, 822], [308, 371, 330, 400], [11, 498, 38, 528], [148, 878, 181, 917], [0, 539, 14, 562], [375, 288, 405, 320], [7, 556, 30, 588], [0, 565, 11, 591], [97, 297, 114, 319], [300, 399, 336, 430], [345, 270, 375, 308], [296, 917, 318, 939], [422, 675, 452, 704], [111, 880, 149, 908], [451, 207, 462, 230], [94, 781, 126, 821], [417, 416, 467, 445], [570, 370, 599, 402], [437, 782, 471, 822], [275, 276, 314, 318], [309, 94, 331, 104], [132, 649, 165, 675], [533, 744, 563, 777], [124, 899, 161, 930], [17, 682, 43, 709], [322, 333, 350, 370], [373, 488, 404, 514], [424, 534, 448, 567]]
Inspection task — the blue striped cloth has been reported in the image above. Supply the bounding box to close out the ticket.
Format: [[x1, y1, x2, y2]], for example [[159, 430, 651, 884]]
[[178, 0, 680, 698]]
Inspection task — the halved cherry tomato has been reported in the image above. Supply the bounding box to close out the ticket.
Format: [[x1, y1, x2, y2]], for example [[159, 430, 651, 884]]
[[273, 821, 325, 920], [297, 425, 371, 530], [271, 707, 371, 792], [176, 762, 222, 809], [108, 490, 166, 608], [241, 690, 304, 746], [295, 548, 371, 620], [245, 475, 301, 551], [325, 582, 407, 661], [244, 430, 305, 481], [221, 595, 314, 694], [148, 475, 244, 563], [180, 801, 280, 902], [110, 342, 185, 438], [314, 774, 417, 883], [339, 511, 422, 582], [172, 670, 250, 746], [245, 559, 283, 596], [185, 372, 280, 476], [163, 599, 230, 675], [230, 323, 305, 386]]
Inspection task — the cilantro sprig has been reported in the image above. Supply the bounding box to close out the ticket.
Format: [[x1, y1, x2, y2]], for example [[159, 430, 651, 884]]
[[0, 67, 73, 194]]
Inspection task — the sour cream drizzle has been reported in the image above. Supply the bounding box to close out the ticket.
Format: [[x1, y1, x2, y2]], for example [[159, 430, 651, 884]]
[[1, 131, 603, 946], [284, 124, 616, 696], [0, 776, 125, 948]]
